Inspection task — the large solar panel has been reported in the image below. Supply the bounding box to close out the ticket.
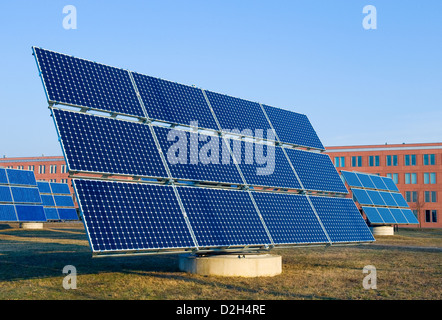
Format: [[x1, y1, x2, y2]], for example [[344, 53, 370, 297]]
[[33, 47, 144, 117], [262, 104, 324, 150], [205, 90, 274, 140], [34, 48, 375, 256], [309, 196, 375, 243], [252, 192, 329, 245], [0, 169, 46, 222], [284, 149, 347, 193], [52, 108, 168, 178], [133, 73, 218, 130], [73, 179, 196, 253], [154, 126, 243, 185], [177, 187, 271, 248], [341, 170, 418, 225]]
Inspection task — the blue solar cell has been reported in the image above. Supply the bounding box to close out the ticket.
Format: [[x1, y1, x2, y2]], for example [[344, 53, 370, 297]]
[[52, 108, 168, 178], [0, 168, 8, 185], [369, 175, 388, 190], [205, 90, 273, 138], [44, 207, 60, 220], [15, 205, 46, 222], [74, 179, 195, 252], [352, 189, 372, 205], [401, 209, 419, 224], [309, 196, 374, 243], [356, 173, 376, 189], [381, 176, 400, 192], [231, 140, 302, 189], [262, 104, 324, 150], [341, 171, 363, 188], [132, 73, 218, 130], [41, 194, 55, 206], [57, 208, 78, 220], [154, 126, 243, 185], [10, 187, 42, 204], [33, 47, 144, 117], [376, 207, 396, 224], [285, 149, 347, 193], [6, 169, 37, 186], [391, 192, 409, 208], [0, 204, 17, 221], [177, 186, 270, 248], [365, 190, 386, 206], [54, 195, 75, 207], [0, 186, 12, 202], [37, 181, 52, 194], [252, 192, 329, 245], [50, 182, 71, 194], [361, 206, 384, 224], [389, 208, 408, 224], [379, 191, 397, 206]]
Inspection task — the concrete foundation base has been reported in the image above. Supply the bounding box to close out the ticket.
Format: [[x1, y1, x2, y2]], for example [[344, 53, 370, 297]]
[[370, 225, 394, 236], [179, 253, 282, 277], [19, 222, 44, 230]]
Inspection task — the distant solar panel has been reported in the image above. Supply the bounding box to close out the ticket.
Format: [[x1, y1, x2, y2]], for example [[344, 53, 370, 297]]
[[401, 209, 419, 224], [262, 104, 324, 150], [0, 204, 17, 221], [205, 90, 273, 139], [177, 186, 270, 248], [285, 149, 347, 193], [52, 108, 168, 178], [37, 181, 52, 194], [50, 182, 71, 194], [10, 187, 42, 204], [74, 179, 196, 253], [0, 168, 8, 184], [342, 171, 418, 225], [0, 186, 13, 202], [6, 169, 37, 186], [33, 47, 144, 117], [133, 73, 218, 130], [15, 204, 46, 222]]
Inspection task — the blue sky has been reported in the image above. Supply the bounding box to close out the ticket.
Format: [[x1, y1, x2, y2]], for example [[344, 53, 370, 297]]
[[0, 0, 441, 157]]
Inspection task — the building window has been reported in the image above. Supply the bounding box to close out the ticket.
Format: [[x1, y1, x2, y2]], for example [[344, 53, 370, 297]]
[[17, 165, 24, 170], [50, 165, 57, 174], [425, 210, 438, 223], [6, 166, 13, 169], [386, 173, 399, 184], [405, 173, 417, 184], [406, 191, 418, 203], [50, 179, 57, 183], [424, 172, 437, 184], [386, 155, 398, 166], [61, 165, 67, 174], [28, 165, 35, 171], [61, 179, 68, 183], [424, 191, 437, 203], [38, 165, 45, 174], [423, 154, 436, 165], [404, 154, 416, 166], [351, 156, 362, 167], [369, 155, 380, 167]]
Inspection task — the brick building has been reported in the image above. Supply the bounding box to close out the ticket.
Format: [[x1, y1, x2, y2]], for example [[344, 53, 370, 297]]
[[325, 142, 442, 228]]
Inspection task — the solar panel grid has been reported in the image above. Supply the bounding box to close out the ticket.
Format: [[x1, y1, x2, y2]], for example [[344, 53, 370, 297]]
[[34, 47, 144, 117], [52, 108, 168, 179]]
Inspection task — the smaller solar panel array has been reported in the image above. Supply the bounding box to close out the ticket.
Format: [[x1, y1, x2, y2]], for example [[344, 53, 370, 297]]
[[0, 168, 46, 222], [341, 171, 419, 225], [37, 182, 78, 221], [0, 168, 78, 222]]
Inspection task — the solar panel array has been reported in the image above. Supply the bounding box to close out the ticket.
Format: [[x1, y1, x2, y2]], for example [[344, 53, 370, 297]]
[[33, 47, 375, 256], [37, 181, 78, 221], [341, 171, 419, 225], [0, 168, 46, 222]]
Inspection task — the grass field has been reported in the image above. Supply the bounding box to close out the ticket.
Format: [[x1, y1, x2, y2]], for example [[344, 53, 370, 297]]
[[0, 223, 441, 300]]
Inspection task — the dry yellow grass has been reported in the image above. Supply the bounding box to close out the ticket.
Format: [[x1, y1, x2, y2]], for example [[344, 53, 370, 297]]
[[0, 223, 440, 300]]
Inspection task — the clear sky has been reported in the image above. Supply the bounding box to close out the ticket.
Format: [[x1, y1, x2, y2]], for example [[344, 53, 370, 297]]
[[0, 1, 441, 157]]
